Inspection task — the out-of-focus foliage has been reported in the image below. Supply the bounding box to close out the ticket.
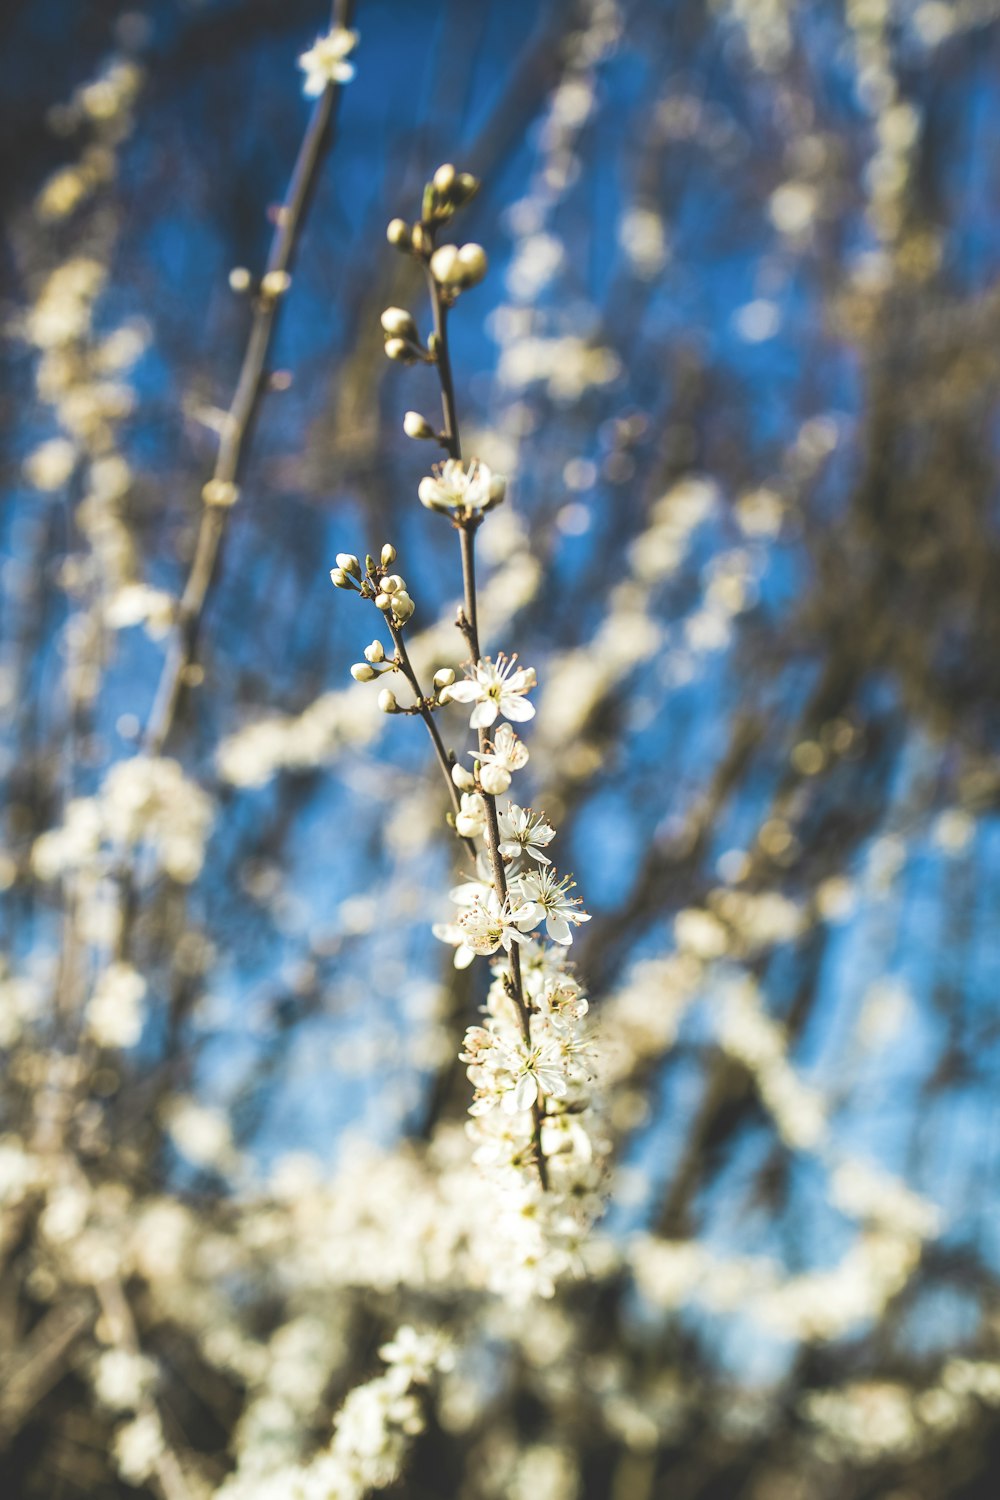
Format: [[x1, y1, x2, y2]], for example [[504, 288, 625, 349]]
[[2, 0, 1000, 1495]]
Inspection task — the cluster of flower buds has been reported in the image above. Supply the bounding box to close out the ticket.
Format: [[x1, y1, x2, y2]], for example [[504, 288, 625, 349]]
[[380, 307, 428, 366], [386, 163, 488, 304], [350, 639, 396, 684], [329, 545, 414, 627]]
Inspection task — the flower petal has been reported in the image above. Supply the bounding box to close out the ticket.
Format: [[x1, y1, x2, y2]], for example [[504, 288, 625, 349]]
[[501, 697, 535, 722], [512, 1073, 538, 1112], [546, 916, 573, 945], [471, 700, 498, 729], [444, 680, 480, 703]]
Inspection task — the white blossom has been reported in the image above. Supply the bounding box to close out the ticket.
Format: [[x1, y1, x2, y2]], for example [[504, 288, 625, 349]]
[[457, 892, 530, 957], [418, 458, 504, 515], [473, 721, 529, 794], [444, 654, 536, 729], [298, 28, 358, 96], [498, 803, 556, 865], [514, 868, 591, 945]]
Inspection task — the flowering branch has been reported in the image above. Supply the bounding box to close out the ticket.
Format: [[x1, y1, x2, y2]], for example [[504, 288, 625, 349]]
[[333, 165, 606, 1252]]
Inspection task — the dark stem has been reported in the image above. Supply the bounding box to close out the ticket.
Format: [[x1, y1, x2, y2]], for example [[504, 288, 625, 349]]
[[144, 0, 355, 756], [426, 269, 461, 460], [387, 620, 478, 863]]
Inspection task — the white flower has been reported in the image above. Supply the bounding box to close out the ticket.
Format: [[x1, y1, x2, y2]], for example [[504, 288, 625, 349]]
[[473, 723, 529, 795], [458, 892, 530, 956], [504, 1039, 569, 1114], [417, 458, 504, 515], [498, 803, 555, 865], [378, 1326, 454, 1391], [444, 654, 536, 730], [535, 976, 589, 1032], [514, 868, 591, 946], [298, 27, 359, 96]]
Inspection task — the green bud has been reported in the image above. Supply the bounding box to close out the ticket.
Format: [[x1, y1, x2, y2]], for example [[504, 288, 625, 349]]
[[380, 543, 397, 567]]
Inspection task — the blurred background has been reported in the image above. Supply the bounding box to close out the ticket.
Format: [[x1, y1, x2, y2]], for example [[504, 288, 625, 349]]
[[3, 0, 1000, 1495]]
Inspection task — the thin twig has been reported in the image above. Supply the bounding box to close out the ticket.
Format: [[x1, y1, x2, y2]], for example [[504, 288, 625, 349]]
[[385, 618, 478, 863], [96, 1276, 195, 1500], [145, 0, 356, 757]]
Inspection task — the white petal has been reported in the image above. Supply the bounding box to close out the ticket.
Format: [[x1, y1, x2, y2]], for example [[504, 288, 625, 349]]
[[471, 700, 498, 728], [537, 1067, 568, 1098], [546, 916, 573, 945], [445, 680, 481, 703], [512, 1073, 538, 1112], [501, 696, 535, 722]]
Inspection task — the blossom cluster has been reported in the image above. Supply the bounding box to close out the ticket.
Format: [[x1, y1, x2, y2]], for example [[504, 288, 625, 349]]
[[331, 160, 608, 1294], [215, 1326, 453, 1500]]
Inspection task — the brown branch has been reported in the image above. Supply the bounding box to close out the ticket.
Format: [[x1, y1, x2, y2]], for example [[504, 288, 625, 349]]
[[0, 1294, 95, 1451], [385, 617, 478, 863], [144, 0, 356, 757]]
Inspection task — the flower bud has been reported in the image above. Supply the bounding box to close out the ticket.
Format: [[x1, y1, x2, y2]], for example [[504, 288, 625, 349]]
[[330, 568, 352, 589], [374, 592, 392, 611], [410, 222, 428, 256], [403, 411, 435, 440], [480, 763, 511, 796], [384, 337, 418, 363], [351, 663, 376, 682], [453, 172, 480, 206], [429, 244, 461, 286], [378, 689, 398, 714], [433, 162, 457, 196], [381, 574, 403, 594], [364, 640, 385, 663], [335, 553, 361, 576], [229, 266, 252, 293], [260, 269, 291, 298], [433, 667, 455, 689], [386, 218, 411, 249], [380, 306, 418, 340], [455, 792, 487, 839], [380, 543, 396, 566], [202, 478, 240, 508], [456, 243, 488, 286], [392, 591, 415, 623], [451, 762, 476, 791]]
